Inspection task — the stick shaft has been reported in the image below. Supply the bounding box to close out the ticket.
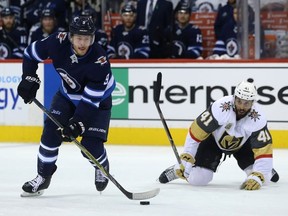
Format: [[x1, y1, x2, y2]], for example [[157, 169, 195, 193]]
[[154, 72, 181, 164], [32, 98, 159, 200]]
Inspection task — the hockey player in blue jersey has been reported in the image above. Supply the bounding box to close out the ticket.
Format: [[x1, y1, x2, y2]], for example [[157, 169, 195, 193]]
[[212, 12, 239, 58], [107, 4, 150, 59], [17, 16, 116, 196], [211, 0, 257, 59], [81, 9, 108, 51], [0, 7, 28, 58], [167, 1, 203, 58], [28, 8, 65, 45]]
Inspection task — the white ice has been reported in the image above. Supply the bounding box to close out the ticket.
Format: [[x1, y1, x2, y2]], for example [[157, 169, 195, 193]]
[[0, 143, 287, 216]]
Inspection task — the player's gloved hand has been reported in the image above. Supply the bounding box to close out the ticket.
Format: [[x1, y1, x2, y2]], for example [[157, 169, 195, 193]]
[[175, 153, 195, 180], [240, 171, 264, 190], [17, 75, 41, 104], [61, 120, 85, 142]]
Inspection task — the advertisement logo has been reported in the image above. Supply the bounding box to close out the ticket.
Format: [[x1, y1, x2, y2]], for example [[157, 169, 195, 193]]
[[111, 68, 128, 119], [0, 75, 21, 110]]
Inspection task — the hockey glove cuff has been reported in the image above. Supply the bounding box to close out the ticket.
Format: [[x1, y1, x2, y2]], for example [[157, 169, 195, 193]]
[[240, 172, 264, 190], [17, 75, 41, 104], [175, 153, 195, 179], [61, 120, 85, 142]]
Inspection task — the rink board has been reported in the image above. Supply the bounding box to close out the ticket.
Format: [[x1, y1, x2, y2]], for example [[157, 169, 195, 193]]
[[0, 61, 288, 148]]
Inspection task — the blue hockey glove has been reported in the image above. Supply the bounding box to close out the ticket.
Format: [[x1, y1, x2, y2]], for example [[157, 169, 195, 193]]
[[17, 75, 41, 104], [61, 120, 85, 142]]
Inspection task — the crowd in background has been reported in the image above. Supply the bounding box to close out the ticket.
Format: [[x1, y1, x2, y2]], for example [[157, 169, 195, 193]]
[[0, 0, 287, 59]]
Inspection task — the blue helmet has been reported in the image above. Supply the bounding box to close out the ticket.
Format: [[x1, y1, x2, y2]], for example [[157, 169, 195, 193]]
[[1, 7, 15, 17], [175, 1, 191, 14], [121, 4, 136, 14], [69, 16, 95, 36], [41, 8, 55, 19]]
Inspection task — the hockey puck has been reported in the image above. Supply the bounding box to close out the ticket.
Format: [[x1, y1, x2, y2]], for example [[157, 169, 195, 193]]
[[140, 201, 150, 205]]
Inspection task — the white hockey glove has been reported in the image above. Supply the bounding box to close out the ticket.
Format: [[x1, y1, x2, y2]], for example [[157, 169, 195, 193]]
[[175, 153, 195, 180], [240, 172, 264, 190]]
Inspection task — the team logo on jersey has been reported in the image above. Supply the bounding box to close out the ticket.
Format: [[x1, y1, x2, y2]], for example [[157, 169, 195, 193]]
[[95, 56, 107, 65], [173, 40, 185, 56], [117, 42, 133, 59], [57, 68, 81, 91], [248, 109, 261, 122], [0, 43, 10, 59], [219, 131, 243, 151], [226, 38, 238, 57], [57, 32, 67, 44], [220, 101, 231, 112]]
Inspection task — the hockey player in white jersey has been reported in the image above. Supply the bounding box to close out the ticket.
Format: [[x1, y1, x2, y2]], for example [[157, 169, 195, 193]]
[[159, 79, 279, 190]]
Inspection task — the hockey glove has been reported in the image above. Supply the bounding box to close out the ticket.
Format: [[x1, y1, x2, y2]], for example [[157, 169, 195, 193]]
[[240, 172, 264, 190], [61, 120, 85, 142], [175, 153, 196, 180], [17, 75, 41, 104]]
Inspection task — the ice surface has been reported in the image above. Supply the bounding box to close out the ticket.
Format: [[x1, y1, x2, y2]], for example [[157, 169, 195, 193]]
[[0, 143, 287, 216]]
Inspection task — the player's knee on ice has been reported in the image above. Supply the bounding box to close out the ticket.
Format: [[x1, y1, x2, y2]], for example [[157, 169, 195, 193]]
[[187, 167, 213, 186]]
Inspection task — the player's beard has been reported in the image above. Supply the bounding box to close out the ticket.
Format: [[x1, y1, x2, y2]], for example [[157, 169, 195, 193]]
[[236, 108, 251, 120]]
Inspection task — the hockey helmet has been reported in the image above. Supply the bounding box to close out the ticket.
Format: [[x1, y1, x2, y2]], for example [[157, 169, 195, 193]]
[[175, 1, 191, 14], [41, 8, 55, 19], [69, 16, 96, 36], [1, 7, 15, 17], [234, 78, 257, 101], [121, 4, 136, 14], [81, 9, 96, 18]]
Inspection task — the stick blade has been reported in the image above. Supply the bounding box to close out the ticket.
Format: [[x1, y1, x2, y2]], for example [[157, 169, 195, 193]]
[[154, 72, 162, 103], [131, 188, 160, 200]]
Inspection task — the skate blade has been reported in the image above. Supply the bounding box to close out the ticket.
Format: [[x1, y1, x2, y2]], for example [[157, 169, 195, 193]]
[[20, 190, 44, 197]]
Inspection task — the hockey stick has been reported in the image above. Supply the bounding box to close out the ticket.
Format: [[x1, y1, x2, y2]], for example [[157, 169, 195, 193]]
[[32, 98, 160, 200], [154, 72, 181, 165]]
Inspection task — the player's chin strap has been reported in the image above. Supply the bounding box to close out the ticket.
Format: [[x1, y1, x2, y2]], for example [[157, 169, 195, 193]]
[[32, 98, 160, 200]]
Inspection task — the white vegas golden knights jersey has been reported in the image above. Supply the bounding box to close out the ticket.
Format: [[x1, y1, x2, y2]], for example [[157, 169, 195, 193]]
[[190, 95, 273, 157]]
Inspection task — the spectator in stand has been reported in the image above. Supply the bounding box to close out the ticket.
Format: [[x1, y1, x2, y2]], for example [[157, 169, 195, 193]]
[[214, 0, 237, 41], [28, 8, 65, 45], [24, 0, 68, 31], [0, 7, 27, 58], [107, 4, 150, 59], [136, 0, 173, 58], [81, 8, 108, 51], [209, 0, 256, 59], [166, 1, 203, 59], [70, 0, 101, 29]]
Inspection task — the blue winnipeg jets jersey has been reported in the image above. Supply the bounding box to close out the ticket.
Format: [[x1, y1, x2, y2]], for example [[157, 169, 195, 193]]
[[107, 25, 150, 59], [171, 23, 203, 58], [23, 31, 116, 121], [212, 19, 238, 57], [28, 24, 65, 44]]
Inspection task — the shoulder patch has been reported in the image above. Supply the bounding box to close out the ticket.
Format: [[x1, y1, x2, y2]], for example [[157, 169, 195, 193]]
[[220, 101, 232, 112], [95, 56, 108, 65], [248, 109, 261, 122], [16, 26, 26, 31], [138, 25, 147, 30], [57, 32, 68, 44]]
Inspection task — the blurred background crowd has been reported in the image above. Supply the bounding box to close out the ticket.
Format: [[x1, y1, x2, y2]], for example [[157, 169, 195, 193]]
[[0, 0, 288, 60]]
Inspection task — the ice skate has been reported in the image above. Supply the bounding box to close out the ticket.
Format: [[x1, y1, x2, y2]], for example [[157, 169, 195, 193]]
[[158, 165, 179, 184], [95, 165, 109, 192], [21, 174, 52, 197], [271, 168, 279, 183]]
